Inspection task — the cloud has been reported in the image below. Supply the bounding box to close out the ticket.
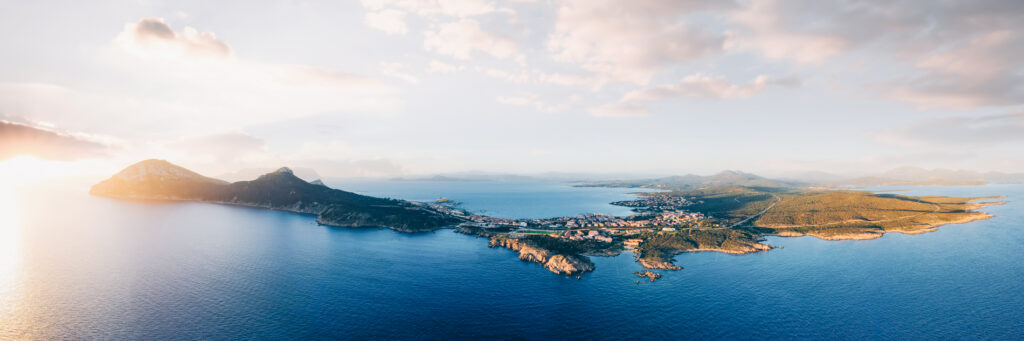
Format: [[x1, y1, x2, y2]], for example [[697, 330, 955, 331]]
[[0, 18, 398, 139], [117, 17, 232, 58], [168, 132, 266, 163], [423, 19, 519, 60], [885, 30, 1024, 109], [364, 9, 408, 35], [728, 0, 1024, 108], [426, 60, 458, 73], [496, 94, 579, 112], [879, 112, 1024, 147], [379, 61, 420, 83], [589, 103, 650, 117], [361, 0, 500, 17], [623, 74, 798, 101], [0, 121, 109, 161], [547, 0, 732, 85]]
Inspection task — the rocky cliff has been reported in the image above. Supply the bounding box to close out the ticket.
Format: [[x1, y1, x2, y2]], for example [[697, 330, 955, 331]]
[[489, 237, 595, 275]]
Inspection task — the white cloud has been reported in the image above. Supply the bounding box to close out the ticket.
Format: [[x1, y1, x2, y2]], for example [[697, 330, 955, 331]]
[[589, 103, 650, 117], [0, 120, 111, 161], [623, 74, 797, 101], [0, 18, 397, 140], [496, 94, 579, 112], [426, 60, 458, 73], [423, 19, 520, 60], [886, 30, 1024, 109], [361, 0, 500, 18], [728, 0, 1024, 108], [482, 68, 528, 83], [116, 17, 232, 59], [728, 0, 848, 63], [379, 61, 420, 83], [547, 0, 730, 85], [365, 9, 408, 35]]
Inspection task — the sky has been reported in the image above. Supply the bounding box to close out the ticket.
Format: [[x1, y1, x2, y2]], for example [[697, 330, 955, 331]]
[[1, 0, 1023, 179]]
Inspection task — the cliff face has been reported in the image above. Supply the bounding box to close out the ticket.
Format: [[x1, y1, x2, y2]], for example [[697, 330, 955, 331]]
[[91, 160, 461, 232], [489, 237, 595, 275], [637, 258, 682, 270]]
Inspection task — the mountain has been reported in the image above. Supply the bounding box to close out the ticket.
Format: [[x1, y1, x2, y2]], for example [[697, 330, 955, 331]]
[[576, 170, 801, 190], [217, 167, 322, 182], [91, 159, 461, 232]]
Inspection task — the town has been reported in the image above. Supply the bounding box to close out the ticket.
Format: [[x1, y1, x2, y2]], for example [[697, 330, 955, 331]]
[[426, 193, 718, 248]]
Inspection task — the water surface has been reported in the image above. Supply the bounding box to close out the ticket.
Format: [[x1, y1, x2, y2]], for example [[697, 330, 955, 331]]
[[1, 182, 1022, 339]]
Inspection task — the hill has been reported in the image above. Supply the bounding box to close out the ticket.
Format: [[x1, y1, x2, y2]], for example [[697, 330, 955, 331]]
[[752, 191, 1004, 240], [90, 159, 461, 232]]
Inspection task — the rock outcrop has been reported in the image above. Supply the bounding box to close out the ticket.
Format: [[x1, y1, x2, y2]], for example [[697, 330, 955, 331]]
[[637, 257, 683, 270], [634, 270, 662, 282], [489, 237, 595, 275]]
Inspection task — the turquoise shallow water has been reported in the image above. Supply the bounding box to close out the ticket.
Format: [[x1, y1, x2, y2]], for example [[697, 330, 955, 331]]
[[1, 182, 1022, 339]]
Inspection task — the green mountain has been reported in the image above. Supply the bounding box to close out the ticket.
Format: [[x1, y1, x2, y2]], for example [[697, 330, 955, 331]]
[[90, 159, 461, 232]]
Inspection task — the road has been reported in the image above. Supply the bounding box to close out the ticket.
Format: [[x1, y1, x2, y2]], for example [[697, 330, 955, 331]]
[[727, 194, 781, 229]]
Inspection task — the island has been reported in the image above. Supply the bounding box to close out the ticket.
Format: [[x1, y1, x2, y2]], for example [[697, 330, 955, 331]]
[[91, 160, 1005, 278]]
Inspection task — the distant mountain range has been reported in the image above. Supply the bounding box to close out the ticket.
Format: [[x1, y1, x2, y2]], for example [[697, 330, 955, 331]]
[[91, 159, 461, 232], [577, 167, 1024, 190], [576, 170, 800, 190]]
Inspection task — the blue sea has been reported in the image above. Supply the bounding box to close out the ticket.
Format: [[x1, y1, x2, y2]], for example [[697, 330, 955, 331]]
[[2, 181, 1022, 340]]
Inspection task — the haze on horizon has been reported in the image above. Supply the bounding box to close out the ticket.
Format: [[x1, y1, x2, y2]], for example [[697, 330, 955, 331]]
[[1, 0, 1023, 181]]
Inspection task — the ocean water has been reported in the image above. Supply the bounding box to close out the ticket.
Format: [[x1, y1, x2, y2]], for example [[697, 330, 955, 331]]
[[325, 179, 651, 218], [1, 181, 1022, 340]]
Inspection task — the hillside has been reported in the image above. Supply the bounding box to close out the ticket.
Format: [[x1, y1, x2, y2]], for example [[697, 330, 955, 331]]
[[90, 160, 461, 232], [752, 191, 1004, 240]]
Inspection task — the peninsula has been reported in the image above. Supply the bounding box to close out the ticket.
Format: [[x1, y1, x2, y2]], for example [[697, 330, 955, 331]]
[[92, 160, 1005, 277]]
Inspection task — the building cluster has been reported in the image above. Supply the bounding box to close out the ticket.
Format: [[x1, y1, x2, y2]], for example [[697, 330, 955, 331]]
[[550, 229, 613, 243], [612, 195, 691, 211]]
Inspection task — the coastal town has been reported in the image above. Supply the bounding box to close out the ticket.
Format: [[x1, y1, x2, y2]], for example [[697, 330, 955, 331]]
[[427, 193, 717, 249]]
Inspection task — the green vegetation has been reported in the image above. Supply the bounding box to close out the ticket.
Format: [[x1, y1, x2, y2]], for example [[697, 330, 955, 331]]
[[752, 191, 1003, 238], [91, 160, 462, 232], [663, 186, 780, 225], [634, 229, 772, 268], [519, 235, 620, 255]]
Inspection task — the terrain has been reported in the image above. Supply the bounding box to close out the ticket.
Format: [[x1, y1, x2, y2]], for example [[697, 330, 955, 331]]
[[92, 160, 1005, 277], [594, 185, 1003, 269], [90, 159, 461, 232]]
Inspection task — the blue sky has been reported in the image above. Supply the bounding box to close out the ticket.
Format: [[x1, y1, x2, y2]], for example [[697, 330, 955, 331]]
[[1, 0, 1022, 178]]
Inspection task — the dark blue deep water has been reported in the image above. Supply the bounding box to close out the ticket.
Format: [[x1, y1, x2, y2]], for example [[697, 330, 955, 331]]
[[2, 182, 1023, 340]]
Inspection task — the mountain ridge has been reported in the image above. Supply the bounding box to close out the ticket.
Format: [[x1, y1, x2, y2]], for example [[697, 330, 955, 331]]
[[90, 159, 461, 232]]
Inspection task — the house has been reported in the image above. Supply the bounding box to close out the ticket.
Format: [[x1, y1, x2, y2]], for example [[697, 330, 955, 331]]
[[624, 238, 643, 249]]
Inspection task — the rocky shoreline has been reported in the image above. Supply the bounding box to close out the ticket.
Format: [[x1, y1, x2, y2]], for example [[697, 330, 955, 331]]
[[488, 237, 595, 275]]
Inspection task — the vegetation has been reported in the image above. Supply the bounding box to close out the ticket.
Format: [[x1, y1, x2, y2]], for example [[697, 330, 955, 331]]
[[665, 186, 780, 225], [753, 191, 1003, 236], [519, 235, 619, 255], [91, 160, 462, 232], [634, 229, 772, 266]]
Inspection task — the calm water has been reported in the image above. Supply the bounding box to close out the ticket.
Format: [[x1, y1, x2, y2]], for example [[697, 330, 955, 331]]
[[2, 181, 1023, 340], [325, 179, 650, 218]]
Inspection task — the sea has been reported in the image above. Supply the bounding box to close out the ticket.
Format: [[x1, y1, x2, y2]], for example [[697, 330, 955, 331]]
[[1, 180, 1022, 340]]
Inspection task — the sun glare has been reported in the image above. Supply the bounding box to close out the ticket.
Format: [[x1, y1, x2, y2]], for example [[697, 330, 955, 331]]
[[0, 161, 24, 319], [0, 156, 78, 188]]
